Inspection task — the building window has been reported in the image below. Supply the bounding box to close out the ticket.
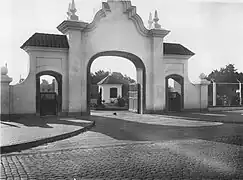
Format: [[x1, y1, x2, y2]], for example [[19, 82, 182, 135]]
[[110, 88, 117, 98]]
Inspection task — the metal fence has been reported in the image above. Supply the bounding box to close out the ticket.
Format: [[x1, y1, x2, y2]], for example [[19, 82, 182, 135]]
[[208, 82, 242, 107]]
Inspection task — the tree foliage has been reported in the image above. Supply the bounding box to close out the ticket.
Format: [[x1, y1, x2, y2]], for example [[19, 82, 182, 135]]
[[90, 70, 135, 85], [207, 64, 243, 106], [207, 64, 240, 83]]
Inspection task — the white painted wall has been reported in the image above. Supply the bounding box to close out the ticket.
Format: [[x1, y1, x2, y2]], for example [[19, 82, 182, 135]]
[[3, 1, 210, 116], [1, 73, 12, 115], [9, 47, 68, 114], [81, 2, 164, 112], [99, 84, 122, 103], [164, 55, 209, 110]]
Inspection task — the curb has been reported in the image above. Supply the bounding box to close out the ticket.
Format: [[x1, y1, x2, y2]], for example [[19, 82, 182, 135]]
[[0, 121, 95, 154]]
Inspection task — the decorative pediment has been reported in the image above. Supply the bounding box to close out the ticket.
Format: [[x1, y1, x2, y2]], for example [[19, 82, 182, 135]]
[[58, 1, 169, 38], [86, 1, 170, 37]]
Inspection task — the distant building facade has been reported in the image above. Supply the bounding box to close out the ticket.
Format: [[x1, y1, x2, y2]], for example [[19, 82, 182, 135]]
[[98, 74, 124, 103]]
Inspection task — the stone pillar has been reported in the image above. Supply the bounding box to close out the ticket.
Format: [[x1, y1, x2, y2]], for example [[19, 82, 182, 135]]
[[212, 81, 216, 106], [57, 20, 88, 116], [144, 10, 170, 113], [151, 36, 164, 112], [136, 68, 143, 114], [148, 27, 170, 113], [199, 74, 210, 110], [1, 66, 13, 120]]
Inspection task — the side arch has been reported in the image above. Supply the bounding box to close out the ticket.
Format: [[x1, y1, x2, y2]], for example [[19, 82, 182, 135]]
[[36, 71, 62, 115], [165, 74, 184, 112]]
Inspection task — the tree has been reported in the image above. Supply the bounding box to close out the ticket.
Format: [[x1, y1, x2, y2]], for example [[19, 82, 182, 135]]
[[207, 64, 238, 83], [90, 70, 109, 84], [90, 70, 135, 85]]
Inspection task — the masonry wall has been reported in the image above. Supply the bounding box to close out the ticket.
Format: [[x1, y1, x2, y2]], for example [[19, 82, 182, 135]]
[[9, 48, 68, 115], [164, 56, 208, 111], [82, 2, 158, 112], [99, 84, 122, 103]]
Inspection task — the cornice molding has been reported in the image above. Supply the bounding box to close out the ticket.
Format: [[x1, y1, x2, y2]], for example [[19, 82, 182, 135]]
[[57, 20, 88, 34], [84, 9, 107, 32], [23, 46, 69, 53], [164, 54, 193, 60]]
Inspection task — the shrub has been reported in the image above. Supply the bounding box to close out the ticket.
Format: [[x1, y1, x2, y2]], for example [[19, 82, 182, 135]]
[[117, 96, 126, 107]]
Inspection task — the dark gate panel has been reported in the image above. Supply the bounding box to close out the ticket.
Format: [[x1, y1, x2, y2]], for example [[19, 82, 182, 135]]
[[128, 83, 141, 113], [168, 92, 181, 112], [40, 92, 57, 116]]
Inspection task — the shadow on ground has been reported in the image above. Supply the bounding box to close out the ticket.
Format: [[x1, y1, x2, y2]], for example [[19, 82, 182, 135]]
[[81, 114, 243, 146], [1, 116, 92, 129], [159, 111, 243, 124]]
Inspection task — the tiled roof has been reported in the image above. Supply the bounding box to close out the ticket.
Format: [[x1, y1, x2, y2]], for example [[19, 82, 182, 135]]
[[164, 43, 194, 56], [20, 33, 69, 49], [97, 75, 125, 85], [21, 33, 194, 56]]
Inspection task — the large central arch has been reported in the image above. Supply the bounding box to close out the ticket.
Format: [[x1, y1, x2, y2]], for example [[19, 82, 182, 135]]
[[87, 51, 146, 114]]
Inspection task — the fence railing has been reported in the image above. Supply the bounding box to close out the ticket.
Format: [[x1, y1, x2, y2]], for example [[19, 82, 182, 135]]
[[208, 81, 242, 107]]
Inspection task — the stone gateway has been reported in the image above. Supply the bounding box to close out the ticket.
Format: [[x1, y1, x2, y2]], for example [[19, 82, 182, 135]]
[[0, 0, 210, 119]]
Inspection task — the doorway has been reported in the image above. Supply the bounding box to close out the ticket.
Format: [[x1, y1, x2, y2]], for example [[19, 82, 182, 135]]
[[36, 71, 62, 116], [166, 74, 184, 112]]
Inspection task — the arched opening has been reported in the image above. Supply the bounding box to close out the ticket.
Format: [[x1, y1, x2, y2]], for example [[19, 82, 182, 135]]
[[36, 71, 62, 116], [87, 51, 146, 114], [165, 74, 184, 112]]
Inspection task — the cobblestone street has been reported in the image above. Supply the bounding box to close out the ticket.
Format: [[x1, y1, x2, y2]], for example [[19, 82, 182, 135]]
[[1, 140, 243, 179], [1, 111, 243, 179]]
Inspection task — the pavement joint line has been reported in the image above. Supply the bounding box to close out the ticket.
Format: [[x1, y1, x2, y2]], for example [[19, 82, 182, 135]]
[[0, 120, 95, 154]]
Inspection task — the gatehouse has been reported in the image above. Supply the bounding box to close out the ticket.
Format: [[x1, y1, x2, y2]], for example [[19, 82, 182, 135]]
[[1, 0, 210, 119]]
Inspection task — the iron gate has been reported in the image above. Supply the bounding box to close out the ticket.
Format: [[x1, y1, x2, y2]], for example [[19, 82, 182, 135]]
[[40, 92, 57, 116], [128, 83, 141, 113], [168, 92, 181, 112]]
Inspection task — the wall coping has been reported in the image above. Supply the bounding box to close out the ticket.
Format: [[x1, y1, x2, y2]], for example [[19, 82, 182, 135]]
[[0, 75, 12, 83]]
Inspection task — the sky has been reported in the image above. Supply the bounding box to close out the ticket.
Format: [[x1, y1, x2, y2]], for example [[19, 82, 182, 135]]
[[1, 0, 243, 84]]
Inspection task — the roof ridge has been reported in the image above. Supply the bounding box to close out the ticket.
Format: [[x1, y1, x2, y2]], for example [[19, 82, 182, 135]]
[[34, 32, 66, 36]]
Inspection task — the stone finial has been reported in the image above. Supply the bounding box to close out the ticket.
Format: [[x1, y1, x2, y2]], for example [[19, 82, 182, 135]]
[[199, 73, 210, 85], [153, 10, 161, 29], [67, 0, 79, 21], [148, 12, 153, 29], [199, 73, 206, 80], [1, 66, 8, 75], [67, 3, 71, 19], [1, 65, 12, 84]]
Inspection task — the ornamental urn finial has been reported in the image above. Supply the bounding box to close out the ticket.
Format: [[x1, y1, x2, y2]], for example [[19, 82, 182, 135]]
[[148, 12, 153, 29], [1, 65, 8, 75], [153, 10, 161, 29], [199, 73, 206, 80], [67, 0, 79, 21]]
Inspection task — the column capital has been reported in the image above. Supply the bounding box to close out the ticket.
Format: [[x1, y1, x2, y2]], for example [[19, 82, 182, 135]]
[[149, 28, 170, 38], [57, 20, 88, 34]]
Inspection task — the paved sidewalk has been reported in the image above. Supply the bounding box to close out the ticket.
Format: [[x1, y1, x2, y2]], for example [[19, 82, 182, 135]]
[[92, 111, 224, 127], [163, 110, 243, 124], [0, 116, 94, 153]]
